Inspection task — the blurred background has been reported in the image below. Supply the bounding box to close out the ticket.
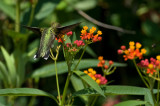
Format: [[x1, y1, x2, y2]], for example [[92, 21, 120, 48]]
[[0, 0, 160, 105]]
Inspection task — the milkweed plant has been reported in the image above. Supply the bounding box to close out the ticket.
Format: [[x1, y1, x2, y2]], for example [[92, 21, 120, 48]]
[[0, 26, 160, 106]]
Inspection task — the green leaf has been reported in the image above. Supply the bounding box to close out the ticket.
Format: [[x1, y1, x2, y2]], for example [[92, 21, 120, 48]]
[[142, 20, 160, 39], [0, 0, 15, 20], [72, 85, 151, 96], [1, 46, 17, 87], [56, 1, 67, 10], [0, 61, 11, 87], [64, 35, 71, 44], [73, 70, 105, 97], [0, 96, 5, 106], [35, 2, 57, 20], [144, 89, 154, 106], [85, 46, 97, 58], [0, 88, 57, 103], [71, 75, 88, 102], [72, 32, 77, 43], [31, 61, 68, 78], [71, 75, 85, 91], [31, 59, 126, 78], [72, 59, 127, 70], [0, 102, 5, 106], [74, 0, 97, 10], [4, 29, 28, 40], [72, 85, 154, 105], [114, 100, 147, 106]]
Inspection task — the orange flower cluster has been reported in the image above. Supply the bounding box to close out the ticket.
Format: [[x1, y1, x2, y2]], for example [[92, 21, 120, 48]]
[[80, 26, 102, 42], [97, 56, 114, 69], [84, 68, 107, 85], [138, 56, 160, 75], [117, 41, 147, 61]]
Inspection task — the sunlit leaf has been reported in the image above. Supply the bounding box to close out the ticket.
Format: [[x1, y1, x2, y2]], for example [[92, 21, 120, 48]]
[[1, 46, 17, 87], [74, 0, 97, 10], [31, 59, 126, 78], [0, 88, 57, 103], [0, 61, 10, 87], [0, 0, 15, 20], [35, 2, 57, 20], [144, 89, 154, 106], [71, 75, 88, 102], [72, 85, 151, 96]]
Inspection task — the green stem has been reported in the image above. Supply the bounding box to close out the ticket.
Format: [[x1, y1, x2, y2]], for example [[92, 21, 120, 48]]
[[28, 4, 36, 26], [28, 97, 36, 106], [91, 96, 98, 106], [55, 60, 61, 105], [74, 44, 88, 70], [149, 78, 156, 105], [61, 66, 73, 106], [15, 0, 20, 32], [28, 78, 39, 106], [133, 59, 149, 88], [157, 72, 160, 105]]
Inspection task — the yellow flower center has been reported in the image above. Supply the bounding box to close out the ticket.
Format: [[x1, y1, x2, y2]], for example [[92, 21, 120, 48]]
[[124, 50, 129, 54], [156, 55, 160, 60], [129, 45, 135, 50], [141, 48, 147, 54], [81, 29, 86, 34], [129, 41, 135, 46], [83, 26, 88, 30], [88, 68, 94, 73], [91, 27, 96, 31], [136, 42, 142, 49], [148, 64, 153, 69], [97, 30, 102, 35], [96, 79, 100, 84], [98, 56, 103, 61]]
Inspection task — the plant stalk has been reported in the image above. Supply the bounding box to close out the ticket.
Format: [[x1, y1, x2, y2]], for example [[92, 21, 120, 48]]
[[55, 60, 61, 105], [74, 44, 88, 70], [61, 66, 73, 106], [91, 96, 98, 106], [28, 4, 36, 26], [15, 0, 20, 32], [157, 72, 160, 105], [133, 59, 149, 88]]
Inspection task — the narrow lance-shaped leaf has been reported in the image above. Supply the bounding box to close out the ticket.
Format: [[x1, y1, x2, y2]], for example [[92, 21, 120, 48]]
[[31, 59, 126, 78], [71, 75, 88, 102], [114, 100, 148, 106], [1, 46, 17, 87], [0, 88, 58, 104], [0, 61, 11, 87], [72, 85, 152, 96]]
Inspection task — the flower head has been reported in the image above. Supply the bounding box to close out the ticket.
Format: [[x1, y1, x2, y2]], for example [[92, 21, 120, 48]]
[[84, 69, 107, 85], [66, 31, 73, 36], [137, 56, 160, 75], [118, 41, 147, 61], [80, 26, 102, 43]]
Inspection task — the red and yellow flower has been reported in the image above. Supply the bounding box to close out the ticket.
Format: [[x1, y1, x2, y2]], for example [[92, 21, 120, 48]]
[[83, 68, 107, 85], [80, 26, 102, 42], [118, 41, 147, 61]]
